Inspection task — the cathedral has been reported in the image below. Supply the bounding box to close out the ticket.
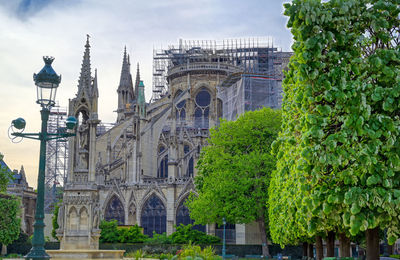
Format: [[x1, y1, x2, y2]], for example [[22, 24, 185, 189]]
[[56, 36, 291, 250]]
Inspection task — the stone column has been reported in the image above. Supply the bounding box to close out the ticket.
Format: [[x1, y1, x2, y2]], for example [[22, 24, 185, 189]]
[[88, 118, 100, 182], [166, 186, 176, 235]]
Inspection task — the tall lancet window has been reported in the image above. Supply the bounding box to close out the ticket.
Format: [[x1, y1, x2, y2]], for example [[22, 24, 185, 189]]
[[176, 100, 186, 123], [194, 88, 211, 129], [141, 195, 166, 237], [158, 145, 168, 178]]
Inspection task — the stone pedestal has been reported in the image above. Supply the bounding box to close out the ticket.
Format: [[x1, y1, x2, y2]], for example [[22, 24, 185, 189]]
[[46, 249, 125, 259]]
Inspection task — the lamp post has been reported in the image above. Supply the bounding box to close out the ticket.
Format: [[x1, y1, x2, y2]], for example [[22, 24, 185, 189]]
[[9, 57, 76, 260], [222, 217, 226, 259]]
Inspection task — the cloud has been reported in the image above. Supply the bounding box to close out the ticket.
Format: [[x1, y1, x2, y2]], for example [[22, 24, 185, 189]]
[[0, 0, 293, 188]]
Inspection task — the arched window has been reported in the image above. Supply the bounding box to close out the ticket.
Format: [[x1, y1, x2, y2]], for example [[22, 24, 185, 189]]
[[141, 195, 166, 237], [176, 100, 186, 123], [184, 145, 190, 155], [186, 157, 194, 177], [105, 195, 125, 225], [158, 155, 168, 178], [176, 198, 205, 232], [194, 88, 211, 129]]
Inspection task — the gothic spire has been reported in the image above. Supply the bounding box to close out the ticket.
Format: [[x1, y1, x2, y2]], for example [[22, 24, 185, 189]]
[[118, 46, 133, 93], [78, 34, 92, 91], [93, 68, 99, 97], [135, 62, 140, 98]]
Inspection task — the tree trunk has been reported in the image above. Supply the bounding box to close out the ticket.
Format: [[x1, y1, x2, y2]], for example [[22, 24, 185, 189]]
[[315, 236, 323, 260], [258, 216, 270, 258], [1, 244, 6, 256], [339, 233, 351, 257], [388, 244, 394, 255], [366, 228, 379, 260], [326, 231, 335, 257], [308, 243, 314, 259], [303, 242, 309, 257]]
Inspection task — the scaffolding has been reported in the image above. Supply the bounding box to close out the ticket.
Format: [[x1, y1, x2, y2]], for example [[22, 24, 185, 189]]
[[151, 38, 285, 102], [152, 38, 292, 120], [44, 105, 69, 213]]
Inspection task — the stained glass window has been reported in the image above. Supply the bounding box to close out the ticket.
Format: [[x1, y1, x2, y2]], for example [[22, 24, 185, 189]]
[[158, 155, 168, 178], [194, 88, 211, 129], [176, 198, 205, 232], [104, 196, 125, 225], [186, 157, 194, 177], [141, 195, 166, 237]]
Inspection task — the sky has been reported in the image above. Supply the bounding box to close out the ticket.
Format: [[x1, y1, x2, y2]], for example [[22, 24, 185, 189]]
[[0, 0, 293, 188]]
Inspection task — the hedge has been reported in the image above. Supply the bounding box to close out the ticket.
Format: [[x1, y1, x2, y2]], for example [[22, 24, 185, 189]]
[[7, 241, 302, 259]]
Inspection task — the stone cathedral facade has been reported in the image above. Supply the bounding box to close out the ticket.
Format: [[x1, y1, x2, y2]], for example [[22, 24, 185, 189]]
[[56, 36, 291, 249], [56, 38, 234, 250]]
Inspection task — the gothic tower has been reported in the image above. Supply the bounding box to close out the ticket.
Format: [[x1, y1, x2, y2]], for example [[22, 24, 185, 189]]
[[117, 47, 135, 123], [57, 35, 101, 250]]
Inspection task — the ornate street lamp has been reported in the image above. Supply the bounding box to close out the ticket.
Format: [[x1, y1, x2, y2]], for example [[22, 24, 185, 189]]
[[9, 57, 76, 260], [222, 217, 226, 259]]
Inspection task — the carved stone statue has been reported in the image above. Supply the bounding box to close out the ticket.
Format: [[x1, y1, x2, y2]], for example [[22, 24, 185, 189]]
[[57, 204, 64, 232], [78, 122, 89, 150], [92, 203, 100, 231]]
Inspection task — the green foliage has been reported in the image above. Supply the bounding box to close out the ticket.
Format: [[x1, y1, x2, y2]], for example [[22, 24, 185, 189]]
[[0, 197, 20, 246], [159, 253, 174, 260], [146, 232, 173, 244], [0, 154, 13, 193], [169, 224, 220, 245], [174, 242, 220, 260], [270, 0, 400, 247], [187, 107, 281, 229], [118, 225, 148, 243], [51, 202, 60, 241], [125, 249, 144, 260], [99, 220, 147, 243], [99, 220, 120, 243]]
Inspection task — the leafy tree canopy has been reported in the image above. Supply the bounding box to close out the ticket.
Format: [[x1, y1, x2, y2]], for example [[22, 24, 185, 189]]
[[188, 107, 281, 225], [0, 197, 20, 246], [270, 0, 400, 247]]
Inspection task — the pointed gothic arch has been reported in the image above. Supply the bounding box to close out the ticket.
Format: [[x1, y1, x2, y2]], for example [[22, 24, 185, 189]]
[[175, 195, 205, 232], [79, 207, 89, 231], [104, 195, 125, 224], [140, 194, 166, 237], [68, 206, 78, 231]]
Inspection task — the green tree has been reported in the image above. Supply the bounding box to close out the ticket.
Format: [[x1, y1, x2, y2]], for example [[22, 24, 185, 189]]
[[0, 154, 20, 255], [0, 196, 20, 255], [187, 107, 282, 257], [271, 0, 400, 259], [52, 202, 60, 241]]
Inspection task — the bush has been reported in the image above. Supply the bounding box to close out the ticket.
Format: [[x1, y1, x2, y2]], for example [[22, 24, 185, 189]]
[[125, 249, 144, 259], [100, 220, 148, 243], [146, 232, 173, 244], [119, 225, 148, 243], [170, 224, 220, 244], [99, 220, 120, 243], [173, 242, 220, 260]]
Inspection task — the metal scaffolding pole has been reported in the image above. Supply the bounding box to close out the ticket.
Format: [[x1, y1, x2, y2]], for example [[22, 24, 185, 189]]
[[44, 105, 69, 213]]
